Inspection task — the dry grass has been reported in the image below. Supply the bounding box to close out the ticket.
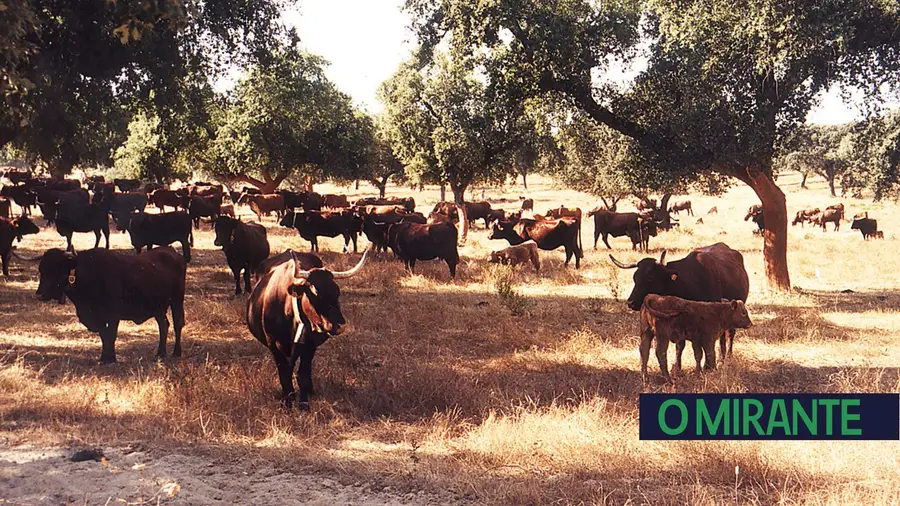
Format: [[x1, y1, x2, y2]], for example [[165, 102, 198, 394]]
[[2, 172, 900, 504]]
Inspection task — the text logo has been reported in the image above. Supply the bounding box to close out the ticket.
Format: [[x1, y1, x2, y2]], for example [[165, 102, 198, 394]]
[[640, 394, 899, 440]]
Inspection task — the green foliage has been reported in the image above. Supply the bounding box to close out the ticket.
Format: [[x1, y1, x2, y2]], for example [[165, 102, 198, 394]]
[[379, 54, 539, 202], [206, 48, 369, 191]]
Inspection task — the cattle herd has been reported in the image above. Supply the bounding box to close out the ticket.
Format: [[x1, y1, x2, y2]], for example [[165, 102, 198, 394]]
[[0, 169, 888, 408]]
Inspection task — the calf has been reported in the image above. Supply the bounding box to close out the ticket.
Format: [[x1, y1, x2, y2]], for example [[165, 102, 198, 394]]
[[850, 214, 878, 240], [128, 212, 193, 262], [488, 240, 541, 273], [0, 216, 40, 276], [639, 294, 752, 381], [280, 210, 363, 253], [55, 201, 111, 251], [214, 217, 270, 294], [36, 246, 186, 363], [247, 248, 368, 409]]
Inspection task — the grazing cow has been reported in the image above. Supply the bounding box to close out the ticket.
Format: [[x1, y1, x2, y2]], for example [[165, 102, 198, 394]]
[[55, 201, 111, 251], [744, 204, 764, 232], [639, 295, 752, 380], [36, 247, 186, 363], [0, 216, 40, 276], [820, 204, 844, 231], [188, 194, 222, 229], [707, 206, 718, 215], [388, 221, 460, 277], [792, 208, 821, 227], [1, 185, 37, 215], [488, 240, 541, 273], [610, 243, 750, 363], [128, 212, 193, 262], [213, 216, 270, 294], [490, 218, 583, 268], [150, 189, 189, 212], [520, 197, 534, 211], [0, 197, 10, 219], [114, 178, 142, 193], [850, 213, 878, 240], [280, 210, 363, 253], [239, 194, 286, 221], [588, 209, 656, 250], [323, 194, 350, 209], [247, 247, 368, 409], [668, 200, 693, 216], [108, 192, 148, 231]]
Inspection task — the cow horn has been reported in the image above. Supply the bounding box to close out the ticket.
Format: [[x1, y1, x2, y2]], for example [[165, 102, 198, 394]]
[[609, 254, 638, 269], [659, 250, 667, 265], [291, 250, 311, 280], [331, 245, 371, 279]]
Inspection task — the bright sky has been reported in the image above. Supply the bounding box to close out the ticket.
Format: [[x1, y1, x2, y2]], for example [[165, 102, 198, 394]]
[[285, 0, 890, 124]]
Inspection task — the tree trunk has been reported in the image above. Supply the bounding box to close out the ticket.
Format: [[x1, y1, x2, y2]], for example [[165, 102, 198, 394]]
[[439, 182, 446, 202], [746, 170, 791, 292], [800, 171, 808, 189]]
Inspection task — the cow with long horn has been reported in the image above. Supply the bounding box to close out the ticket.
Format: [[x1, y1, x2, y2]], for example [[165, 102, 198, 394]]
[[246, 245, 370, 410], [610, 242, 749, 371]]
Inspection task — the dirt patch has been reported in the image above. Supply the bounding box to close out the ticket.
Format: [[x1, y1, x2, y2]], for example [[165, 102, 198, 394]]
[[0, 445, 466, 505]]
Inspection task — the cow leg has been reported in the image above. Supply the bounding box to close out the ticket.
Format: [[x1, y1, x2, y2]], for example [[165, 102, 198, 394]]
[[691, 340, 704, 375], [673, 340, 685, 376], [155, 314, 170, 358], [272, 351, 296, 409], [639, 327, 653, 381], [655, 337, 670, 381], [295, 341, 318, 409], [99, 320, 119, 364], [243, 266, 252, 293], [703, 340, 717, 371]]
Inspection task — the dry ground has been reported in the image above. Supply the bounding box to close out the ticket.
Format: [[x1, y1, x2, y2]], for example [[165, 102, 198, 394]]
[[2, 172, 900, 505]]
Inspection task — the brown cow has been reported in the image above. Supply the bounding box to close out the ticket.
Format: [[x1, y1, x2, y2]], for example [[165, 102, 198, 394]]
[[240, 194, 286, 221], [639, 294, 752, 381], [488, 240, 540, 273]]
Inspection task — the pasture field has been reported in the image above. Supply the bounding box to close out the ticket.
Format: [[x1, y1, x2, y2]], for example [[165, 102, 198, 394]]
[[2, 172, 900, 505]]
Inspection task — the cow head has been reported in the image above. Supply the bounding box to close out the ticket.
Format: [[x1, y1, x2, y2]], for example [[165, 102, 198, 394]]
[[288, 246, 370, 342], [11, 216, 39, 241], [36, 248, 76, 304], [213, 216, 240, 247], [610, 250, 677, 310], [726, 300, 753, 329]]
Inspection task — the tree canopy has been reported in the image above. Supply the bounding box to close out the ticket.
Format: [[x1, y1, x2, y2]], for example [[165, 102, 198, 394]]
[[406, 0, 900, 290]]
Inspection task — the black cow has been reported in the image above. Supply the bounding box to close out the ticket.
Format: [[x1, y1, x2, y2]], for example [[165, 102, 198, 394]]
[[214, 217, 270, 294], [55, 201, 111, 251], [189, 194, 222, 229], [610, 243, 749, 368], [0, 185, 37, 216], [490, 218, 583, 268], [280, 210, 363, 253], [128, 212, 193, 262], [114, 178, 142, 192], [247, 248, 368, 409], [851, 214, 879, 240], [108, 192, 148, 231], [36, 247, 186, 363], [0, 216, 40, 276], [388, 221, 460, 277]]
